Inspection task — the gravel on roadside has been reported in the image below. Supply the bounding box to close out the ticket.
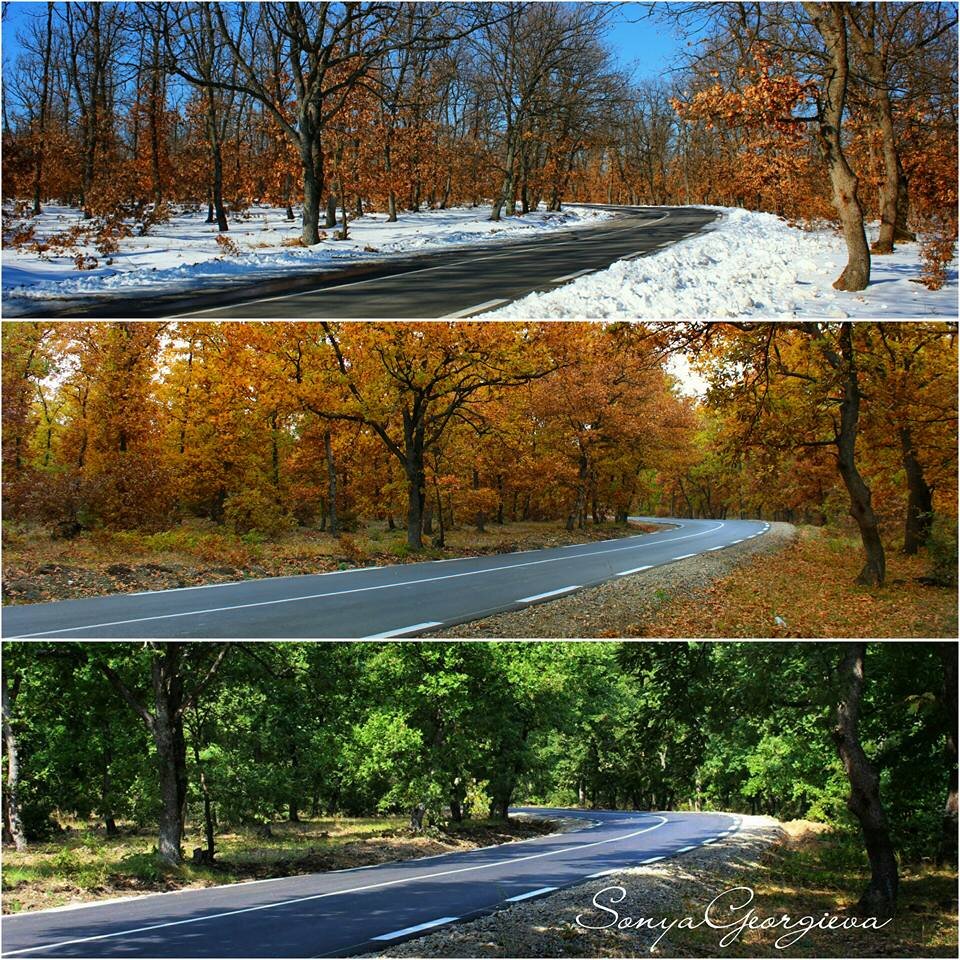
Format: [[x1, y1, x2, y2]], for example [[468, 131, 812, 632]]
[[365, 814, 783, 958], [433, 523, 797, 637]]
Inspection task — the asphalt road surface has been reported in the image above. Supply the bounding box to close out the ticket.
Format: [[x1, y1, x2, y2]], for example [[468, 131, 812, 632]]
[[0, 807, 741, 958], [2, 518, 769, 639], [20, 205, 718, 319]]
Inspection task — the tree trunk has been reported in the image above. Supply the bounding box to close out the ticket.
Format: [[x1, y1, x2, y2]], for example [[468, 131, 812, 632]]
[[301, 143, 324, 245], [409, 803, 426, 832], [324, 430, 338, 536], [1, 677, 27, 851], [31, 2, 54, 215], [937, 644, 958, 866], [900, 427, 933, 554], [828, 324, 886, 585], [803, 3, 871, 290], [832, 643, 898, 917]]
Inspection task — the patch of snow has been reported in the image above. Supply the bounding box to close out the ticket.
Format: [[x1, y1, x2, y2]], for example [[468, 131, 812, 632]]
[[1, 203, 613, 313], [480, 206, 958, 319]]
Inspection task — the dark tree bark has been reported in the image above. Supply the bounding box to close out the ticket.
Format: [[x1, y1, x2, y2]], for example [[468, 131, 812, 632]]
[[832, 643, 898, 917], [804, 322, 886, 585], [936, 643, 958, 866], [324, 430, 338, 536], [31, 2, 54, 216], [99, 644, 229, 864], [900, 426, 933, 553], [1, 675, 27, 851]]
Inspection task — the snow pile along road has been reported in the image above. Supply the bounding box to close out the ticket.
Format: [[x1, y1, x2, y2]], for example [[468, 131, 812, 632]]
[[1, 204, 613, 313], [482, 206, 958, 319]]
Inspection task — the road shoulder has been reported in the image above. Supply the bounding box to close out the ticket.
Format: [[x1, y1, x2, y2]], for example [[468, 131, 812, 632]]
[[434, 522, 796, 637], [364, 815, 782, 957]]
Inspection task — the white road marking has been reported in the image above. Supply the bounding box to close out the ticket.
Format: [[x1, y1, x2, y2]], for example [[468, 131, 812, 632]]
[[441, 298, 509, 318], [731, 539, 744, 544], [3, 816, 669, 955], [641, 855, 665, 864], [587, 868, 620, 878], [551, 268, 596, 283], [7, 521, 727, 638], [617, 565, 652, 576], [517, 585, 580, 603], [707, 546, 724, 551], [505, 886, 558, 903], [372, 916, 459, 940], [672, 553, 696, 560], [171, 262, 453, 316], [361, 621, 442, 639], [702, 837, 718, 844], [676, 845, 696, 853]]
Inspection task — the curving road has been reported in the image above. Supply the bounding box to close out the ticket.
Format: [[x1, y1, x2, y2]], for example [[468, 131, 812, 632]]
[[0, 807, 741, 958], [18, 205, 718, 320], [2, 518, 769, 639]]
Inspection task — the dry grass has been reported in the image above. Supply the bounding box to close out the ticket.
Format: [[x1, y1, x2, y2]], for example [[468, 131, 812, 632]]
[[2, 518, 661, 605], [2, 815, 558, 914], [651, 525, 957, 638]]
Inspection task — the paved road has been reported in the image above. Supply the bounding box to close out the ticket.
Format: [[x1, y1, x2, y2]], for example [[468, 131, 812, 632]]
[[0, 807, 741, 958], [18, 205, 718, 319], [2, 518, 768, 639]]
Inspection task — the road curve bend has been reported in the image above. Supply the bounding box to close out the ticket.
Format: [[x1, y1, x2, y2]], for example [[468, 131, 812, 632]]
[[2, 518, 769, 639], [0, 808, 741, 958]]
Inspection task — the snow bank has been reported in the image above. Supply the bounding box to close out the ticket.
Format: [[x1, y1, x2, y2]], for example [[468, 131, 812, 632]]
[[481, 206, 958, 319], [1, 204, 613, 312]]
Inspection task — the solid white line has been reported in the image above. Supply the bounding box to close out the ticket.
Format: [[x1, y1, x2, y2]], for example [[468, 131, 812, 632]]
[[361, 621, 442, 639], [371, 916, 459, 940], [617, 565, 652, 576], [641, 855, 666, 864], [505, 886, 557, 903], [552, 268, 595, 283], [3, 816, 669, 956], [7, 522, 727, 638], [441, 298, 509, 318], [672, 553, 696, 560], [517, 585, 580, 603]]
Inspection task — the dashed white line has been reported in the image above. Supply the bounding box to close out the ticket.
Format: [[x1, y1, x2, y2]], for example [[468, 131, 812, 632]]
[[707, 546, 724, 551], [8, 520, 727, 638], [361, 621, 442, 639], [672, 553, 696, 560], [505, 886, 558, 903], [441, 298, 509, 318], [702, 837, 718, 844], [4, 816, 669, 956], [372, 917, 459, 940], [617, 565, 652, 576], [517, 585, 580, 603], [641, 855, 666, 864], [676, 845, 696, 853]]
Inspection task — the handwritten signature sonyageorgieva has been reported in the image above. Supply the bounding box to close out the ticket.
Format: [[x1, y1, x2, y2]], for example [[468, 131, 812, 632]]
[[576, 885, 891, 950]]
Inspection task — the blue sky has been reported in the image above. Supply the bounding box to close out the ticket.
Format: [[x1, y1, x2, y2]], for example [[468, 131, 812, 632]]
[[1, 1, 688, 83]]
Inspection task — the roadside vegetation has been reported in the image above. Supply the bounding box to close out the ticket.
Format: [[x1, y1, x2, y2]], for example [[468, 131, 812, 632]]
[[2, 814, 557, 914], [2, 518, 660, 605], [2, 642, 955, 924], [652, 524, 958, 638]]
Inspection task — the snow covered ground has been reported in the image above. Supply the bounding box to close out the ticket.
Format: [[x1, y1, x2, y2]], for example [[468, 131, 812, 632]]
[[3, 203, 955, 317], [481, 206, 958, 319], [1, 203, 613, 314]]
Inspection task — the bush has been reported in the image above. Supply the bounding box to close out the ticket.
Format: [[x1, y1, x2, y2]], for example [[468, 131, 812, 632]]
[[222, 487, 295, 538], [926, 514, 958, 586]]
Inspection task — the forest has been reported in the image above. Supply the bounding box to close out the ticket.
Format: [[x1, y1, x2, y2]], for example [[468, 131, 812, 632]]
[[1, 640, 956, 924], [2, 321, 957, 596], [1, 1, 957, 291]]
